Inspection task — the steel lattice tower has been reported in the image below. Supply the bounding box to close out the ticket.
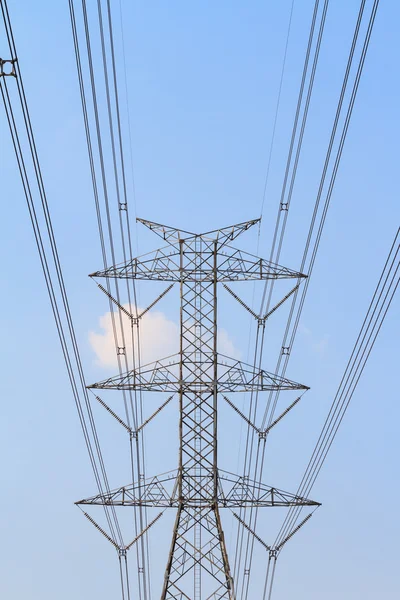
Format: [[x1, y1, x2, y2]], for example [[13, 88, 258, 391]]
[[78, 218, 319, 598]]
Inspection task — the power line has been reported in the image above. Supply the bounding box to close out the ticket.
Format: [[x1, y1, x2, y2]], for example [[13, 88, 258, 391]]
[[0, 0, 124, 547], [234, 1, 381, 592], [262, 0, 380, 435], [67, 1, 150, 594], [259, 0, 295, 216], [233, 1, 330, 591], [274, 226, 399, 552]]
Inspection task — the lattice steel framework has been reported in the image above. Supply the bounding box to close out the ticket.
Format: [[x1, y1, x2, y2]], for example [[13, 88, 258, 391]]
[[78, 218, 319, 599]]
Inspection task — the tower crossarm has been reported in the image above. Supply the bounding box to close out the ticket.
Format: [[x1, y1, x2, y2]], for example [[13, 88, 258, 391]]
[[87, 354, 309, 393], [218, 471, 320, 508], [87, 354, 181, 392], [137, 217, 196, 244], [217, 356, 309, 392], [76, 470, 319, 509], [90, 245, 181, 281], [137, 216, 261, 249], [216, 246, 306, 281], [76, 471, 179, 508], [89, 243, 306, 282]]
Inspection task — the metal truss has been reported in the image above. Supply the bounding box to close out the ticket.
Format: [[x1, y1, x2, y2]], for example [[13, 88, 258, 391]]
[[77, 469, 319, 509], [89, 245, 304, 282], [88, 353, 309, 394], [81, 219, 319, 599], [89, 219, 306, 283]]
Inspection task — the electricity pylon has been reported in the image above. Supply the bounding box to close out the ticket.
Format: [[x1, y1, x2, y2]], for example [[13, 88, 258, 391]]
[[78, 218, 319, 599]]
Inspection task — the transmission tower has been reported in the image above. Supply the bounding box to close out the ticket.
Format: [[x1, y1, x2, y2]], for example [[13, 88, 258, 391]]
[[78, 218, 319, 598]]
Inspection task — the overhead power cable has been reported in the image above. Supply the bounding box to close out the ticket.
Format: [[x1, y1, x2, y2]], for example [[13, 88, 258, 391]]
[[68, 1, 150, 595], [233, 1, 329, 593], [262, 0, 380, 435], [260, 2, 380, 593], [263, 238, 397, 600], [234, 1, 381, 594], [259, 0, 329, 316], [0, 0, 123, 546], [259, 0, 295, 216], [275, 226, 399, 551]]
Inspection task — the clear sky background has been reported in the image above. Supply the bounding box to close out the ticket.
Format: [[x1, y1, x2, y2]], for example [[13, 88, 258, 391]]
[[0, 0, 399, 598]]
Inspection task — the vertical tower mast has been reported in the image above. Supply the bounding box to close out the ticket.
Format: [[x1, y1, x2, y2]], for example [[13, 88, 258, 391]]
[[162, 236, 234, 598]]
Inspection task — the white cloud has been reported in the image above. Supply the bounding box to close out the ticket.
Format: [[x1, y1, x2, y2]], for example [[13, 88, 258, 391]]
[[89, 306, 240, 369]]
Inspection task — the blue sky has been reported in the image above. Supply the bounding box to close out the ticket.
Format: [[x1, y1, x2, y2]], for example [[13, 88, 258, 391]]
[[0, 1, 399, 598]]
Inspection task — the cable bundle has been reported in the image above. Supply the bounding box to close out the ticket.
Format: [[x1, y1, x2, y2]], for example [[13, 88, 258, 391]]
[[275, 227, 399, 550]]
